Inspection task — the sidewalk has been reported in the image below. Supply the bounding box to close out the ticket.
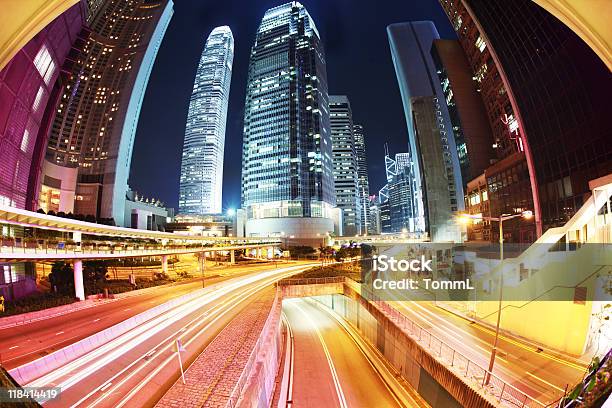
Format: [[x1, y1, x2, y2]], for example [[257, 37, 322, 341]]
[[155, 287, 276, 408]]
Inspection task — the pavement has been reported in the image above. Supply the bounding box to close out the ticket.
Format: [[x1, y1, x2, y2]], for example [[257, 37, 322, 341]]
[[282, 297, 405, 408]]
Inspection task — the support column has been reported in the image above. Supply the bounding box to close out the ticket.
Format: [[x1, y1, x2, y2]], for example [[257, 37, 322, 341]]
[[162, 255, 168, 275], [74, 260, 84, 301], [257, 248, 262, 259], [230, 249, 235, 264], [267, 246, 274, 259]]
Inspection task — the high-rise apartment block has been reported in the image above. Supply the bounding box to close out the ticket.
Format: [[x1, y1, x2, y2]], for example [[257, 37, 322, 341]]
[[241, 2, 336, 241], [179, 26, 234, 215]]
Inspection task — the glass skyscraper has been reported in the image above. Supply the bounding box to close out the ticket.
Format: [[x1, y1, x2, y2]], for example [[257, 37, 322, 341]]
[[179, 26, 234, 215], [353, 124, 372, 234], [330, 95, 361, 236], [241, 2, 335, 240]]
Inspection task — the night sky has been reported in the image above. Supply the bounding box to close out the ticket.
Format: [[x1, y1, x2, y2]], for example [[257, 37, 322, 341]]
[[130, 0, 456, 211]]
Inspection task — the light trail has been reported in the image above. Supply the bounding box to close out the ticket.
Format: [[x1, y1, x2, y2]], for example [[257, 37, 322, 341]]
[[28, 266, 310, 396], [107, 267, 308, 408]]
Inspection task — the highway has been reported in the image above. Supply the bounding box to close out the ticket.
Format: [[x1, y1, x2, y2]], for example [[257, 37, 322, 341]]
[[370, 244, 587, 404], [17, 263, 313, 407], [0, 262, 297, 370], [283, 298, 410, 408], [389, 297, 585, 404]]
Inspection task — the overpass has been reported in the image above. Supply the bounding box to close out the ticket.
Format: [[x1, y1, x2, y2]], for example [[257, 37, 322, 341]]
[[0, 204, 282, 300]]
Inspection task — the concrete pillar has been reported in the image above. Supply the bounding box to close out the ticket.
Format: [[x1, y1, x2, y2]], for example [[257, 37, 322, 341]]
[[72, 231, 82, 244], [230, 249, 235, 264], [162, 255, 168, 275], [257, 248, 262, 259], [267, 246, 274, 259], [74, 260, 84, 301]]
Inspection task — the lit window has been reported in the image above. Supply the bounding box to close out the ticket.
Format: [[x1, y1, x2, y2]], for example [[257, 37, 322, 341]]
[[475, 36, 487, 52]]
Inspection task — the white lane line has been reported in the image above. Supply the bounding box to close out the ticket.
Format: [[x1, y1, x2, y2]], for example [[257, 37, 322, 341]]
[[293, 301, 348, 408], [93, 319, 100, 322], [525, 372, 565, 392], [60, 266, 311, 408], [55, 331, 64, 336], [9, 346, 19, 350], [99, 382, 112, 392]]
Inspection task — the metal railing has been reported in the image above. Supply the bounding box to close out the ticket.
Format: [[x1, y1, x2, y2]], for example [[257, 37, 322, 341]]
[[369, 292, 547, 407], [338, 278, 549, 407], [0, 241, 280, 259], [277, 276, 346, 286]]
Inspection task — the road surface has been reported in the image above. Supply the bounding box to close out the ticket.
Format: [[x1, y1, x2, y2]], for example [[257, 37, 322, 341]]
[[283, 297, 405, 408], [0, 262, 299, 370], [18, 263, 313, 407]]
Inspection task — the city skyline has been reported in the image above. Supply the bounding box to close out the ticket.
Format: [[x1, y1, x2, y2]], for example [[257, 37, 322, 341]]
[[130, 0, 457, 211]]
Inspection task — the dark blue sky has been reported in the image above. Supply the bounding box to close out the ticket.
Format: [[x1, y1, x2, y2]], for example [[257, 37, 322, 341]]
[[130, 0, 455, 211]]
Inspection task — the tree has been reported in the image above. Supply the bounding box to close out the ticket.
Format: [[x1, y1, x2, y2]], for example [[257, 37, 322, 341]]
[[48, 262, 74, 295], [83, 261, 108, 294]]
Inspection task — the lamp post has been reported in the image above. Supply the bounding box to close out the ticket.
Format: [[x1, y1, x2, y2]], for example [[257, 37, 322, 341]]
[[459, 210, 533, 384]]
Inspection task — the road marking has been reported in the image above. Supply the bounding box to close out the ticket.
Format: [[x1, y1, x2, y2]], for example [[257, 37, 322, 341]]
[[124, 308, 131, 311], [525, 371, 565, 392], [293, 301, 348, 408], [100, 382, 112, 392], [93, 319, 100, 322], [55, 331, 64, 336], [9, 345, 19, 350]]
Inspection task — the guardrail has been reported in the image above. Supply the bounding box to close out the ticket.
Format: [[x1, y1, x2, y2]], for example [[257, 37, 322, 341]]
[[225, 290, 282, 407], [0, 242, 281, 260], [361, 289, 548, 407], [301, 278, 549, 408]]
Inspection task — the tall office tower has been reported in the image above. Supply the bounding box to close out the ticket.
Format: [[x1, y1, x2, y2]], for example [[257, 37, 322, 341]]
[[438, 0, 611, 241], [241, 2, 336, 241], [329, 96, 361, 236], [178, 26, 234, 215], [430, 39, 494, 185], [0, 2, 86, 211], [353, 124, 371, 234], [388, 21, 464, 242], [40, 0, 174, 226], [381, 152, 415, 234]]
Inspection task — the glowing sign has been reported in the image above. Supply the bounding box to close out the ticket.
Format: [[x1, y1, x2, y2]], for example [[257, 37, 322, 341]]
[[501, 113, 524, 152]]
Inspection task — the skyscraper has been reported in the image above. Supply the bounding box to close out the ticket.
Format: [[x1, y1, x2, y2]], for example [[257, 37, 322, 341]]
[[353, 124, 372, 234], [439, 0, 612, 240], [329, 95, 361, 236], [241, 2, 336, 240], [39, 0, 174, 226], [0, 2, 86, 211], [379, 151, 415, 234], [179, 26, 234, 215], [388, 21, 464, 242]]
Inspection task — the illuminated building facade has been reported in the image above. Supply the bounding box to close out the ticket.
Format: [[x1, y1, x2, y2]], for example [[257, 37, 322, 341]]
[[439, 0, 612, 239], [329, 95, 361, 236], [40, 0, 174, 226], [353, 124, 372, 234], [241, 2, 336, 240], [387, 21, 464, 242], [179, 26, 234, 215], [0, 2, 86, 210]]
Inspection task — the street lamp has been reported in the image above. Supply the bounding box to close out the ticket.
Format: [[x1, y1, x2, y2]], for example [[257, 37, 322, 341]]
[[458, 209, 533, 384]]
